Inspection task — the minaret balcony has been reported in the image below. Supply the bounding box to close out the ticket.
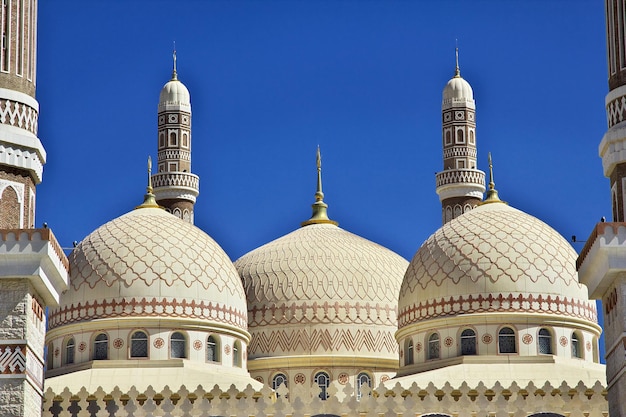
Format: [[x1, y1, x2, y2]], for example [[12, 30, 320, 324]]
[[152, 172, 200, 202], [435, 168, 485, 188]]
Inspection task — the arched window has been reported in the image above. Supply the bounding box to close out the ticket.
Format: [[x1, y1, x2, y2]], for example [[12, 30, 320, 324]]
[[46, 343, 54, 371], [272, 373, 288, 390], [233, 340, 242, 367], [171, 332, 187, 358], [428, 333, 440, 360], [469, 130, 475, 144], [404, 338, 413, 366], [498, 327, 516, 353], [182, 132, 189, 148], [460, 329, 476, 355], [456, 129, 465, 143], [314, 371, 330, 400], [159, 133, 165, 148], [130, 331, 148, 358], [64, 338, 75, 365], [445, 130, 451, 145], [356, 372, 372, 400], [538, 328, 552, 354], [571, 332, 582, 358], [207, 335, 220, 362], [93, 333, 108, 360], [169, 131, 177, 146], [593, 336, 599, 362]]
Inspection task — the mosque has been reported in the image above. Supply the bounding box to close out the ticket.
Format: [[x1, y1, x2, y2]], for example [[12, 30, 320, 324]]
[[0, 2, 624, 417]]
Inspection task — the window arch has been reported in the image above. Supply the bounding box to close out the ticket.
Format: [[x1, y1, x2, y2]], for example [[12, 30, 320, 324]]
[[233, 340, 242, 367], [93, 333, 108, 360], [171, 332, 187, 358], [469, 129, 475, 144], [272, 373, 288, 390], [445, 130, 451, 145], [428, 333, 440, 360], [314, 371, 330, 400], [169, 131, 178, 146], [460, 329, 476, 355], [356, 372, 372, 400], [571, 332, 583, 358], [538, 328, 553, 354], [404, 338, 414, 366], [46, 342, 54, 370], [130, 331, 148, 358], [498, 327, 516, 353], [207, 335, 220, 362], [64, 338, 75, 365], [159, 132, 165, 148], [456, 129, 465, 143]]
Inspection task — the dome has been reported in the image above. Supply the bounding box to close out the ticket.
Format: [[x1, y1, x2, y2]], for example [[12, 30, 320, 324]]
[[159, 78, 190, 106], [236, 222, 408, 359], [398, 202, 596, 329], [443, 74, 473, 101], [48, 207, 247, 331]]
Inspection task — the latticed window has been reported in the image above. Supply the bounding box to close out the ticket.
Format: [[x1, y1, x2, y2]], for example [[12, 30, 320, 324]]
[[314, 371, 330, 400], [498, 327, 516, 353], [538, 328, 552, 354], [404, 338, 414, 365], [65, 338, 75, 365], [460, 329, 476, 355], [356, 372, 371, 400], [233, 341, 242, 367], [93, 333, 108, 360], [207, 335, 219, 362], [171, 332, 186, 358], [428, 333, 440, 360], [272, 373, 288, 390], [130, 331, 148, 358], [572, 332, 582, 358]]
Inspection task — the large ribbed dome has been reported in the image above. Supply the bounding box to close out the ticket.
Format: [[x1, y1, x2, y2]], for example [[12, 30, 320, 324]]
[[159, 78, 190, 106], [49, 207, 247, 331], [398, 202, 596, 329], [236, 222, 408, 359], [443, 75, 473, 101]]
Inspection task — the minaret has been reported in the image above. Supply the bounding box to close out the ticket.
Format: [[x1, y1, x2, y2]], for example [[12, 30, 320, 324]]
[[435, 49, 485, 224], [0, 0, 41, 228], [577, 2, 626, 416], [0, 2, 69, 417], [151, 50, 199, 223]]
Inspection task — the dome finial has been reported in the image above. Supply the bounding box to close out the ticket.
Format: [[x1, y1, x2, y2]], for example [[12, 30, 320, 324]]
[[171, 42, 178, 80], [454, 41, 461, 77], [301, 146, 338, 227], [481, 152, 507, 205], [135, 156, 161, 209]]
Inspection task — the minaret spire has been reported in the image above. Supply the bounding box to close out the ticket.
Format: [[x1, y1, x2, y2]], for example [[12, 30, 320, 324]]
[[172, 43, 178, 80], [301, 147, 338, 227], [455, 42, 460, 77]]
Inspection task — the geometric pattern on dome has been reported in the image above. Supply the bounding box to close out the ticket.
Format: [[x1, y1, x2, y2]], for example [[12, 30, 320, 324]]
[[401, 203, 586, 301], [69, 208, 244, 300], [237, 223, 408, 306]]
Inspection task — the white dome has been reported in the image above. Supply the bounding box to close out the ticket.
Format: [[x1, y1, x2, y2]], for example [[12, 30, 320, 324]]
[[398, 202, 597, 330], [159, 78, 190, 106], [49, 207, 247, 331], [235, 223, 408, 359], [443, 75, 474, 101]]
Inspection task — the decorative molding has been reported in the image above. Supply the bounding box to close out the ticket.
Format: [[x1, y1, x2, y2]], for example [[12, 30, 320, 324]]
[[0, 344, 26, 374], [249, 328, 397, 356], [152, 171, 199, 191], [435, 168, 485, 188], [47, 297, 247, 331], [0, 98, 38, 134], [399, 293, 597, 326]]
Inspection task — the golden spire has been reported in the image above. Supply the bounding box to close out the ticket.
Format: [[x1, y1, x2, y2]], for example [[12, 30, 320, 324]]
[[171, 43, 178, 80], [480, 152, 507, 205], [301, 146, 339, 227], [454, 42, 461, 78], [135, 156, 162, 209]]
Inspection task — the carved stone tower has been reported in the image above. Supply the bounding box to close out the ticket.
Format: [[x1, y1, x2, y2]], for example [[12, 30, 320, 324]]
[[435, 51, 485, 224], [0, 0, 41, 229], [0, 2, 69, 417], [151, 52, 199, 223], [577, 2, 626, 416]]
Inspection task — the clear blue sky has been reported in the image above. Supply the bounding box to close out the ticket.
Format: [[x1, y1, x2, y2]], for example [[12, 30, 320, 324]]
[[36, 2, 607, 272]]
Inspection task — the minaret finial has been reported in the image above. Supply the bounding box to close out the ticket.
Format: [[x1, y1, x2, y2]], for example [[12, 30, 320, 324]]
[[172, 42, 178, 80], [455, 40, 460, 77], [481, 152, 506, 205], [136, 156, 161, 209], [301, 146, 338, 227]]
